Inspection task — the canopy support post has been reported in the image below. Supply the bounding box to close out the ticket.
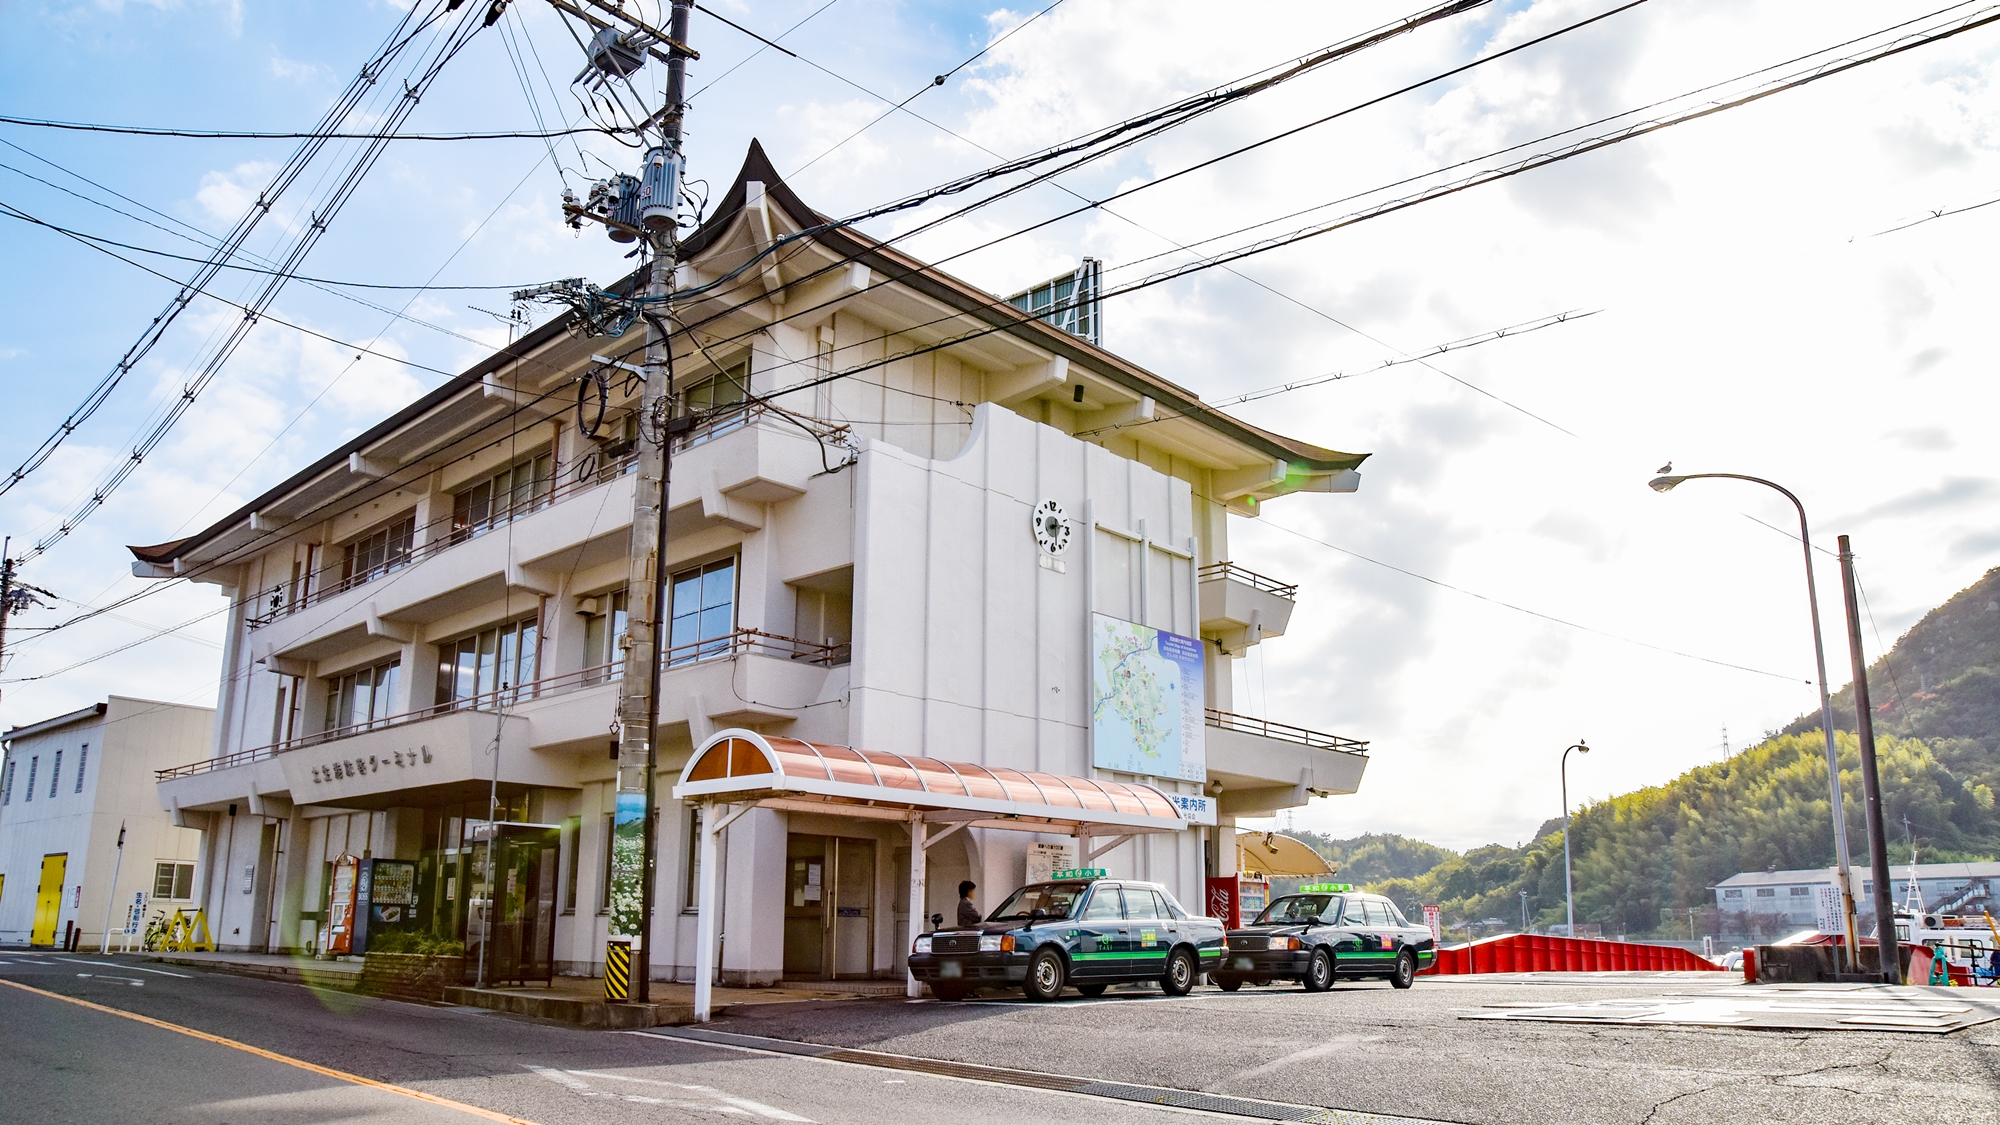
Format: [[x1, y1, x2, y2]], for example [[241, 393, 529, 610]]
[[907, 812, 927, 998], [1084, 834, 1132, 866], [693, 801, 752, 1022]]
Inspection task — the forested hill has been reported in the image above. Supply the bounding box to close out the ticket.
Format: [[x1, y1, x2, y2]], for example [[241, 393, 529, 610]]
[[1314, 566, 2000, 938], [1783, 565, 2000, 750]]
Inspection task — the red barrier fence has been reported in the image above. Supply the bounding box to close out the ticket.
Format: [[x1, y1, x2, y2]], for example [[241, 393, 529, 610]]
[[1421, 933, 1725, 975]]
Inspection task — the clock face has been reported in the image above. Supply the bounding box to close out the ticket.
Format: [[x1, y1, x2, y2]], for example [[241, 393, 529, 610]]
[[1033, 499, 1071, 555]]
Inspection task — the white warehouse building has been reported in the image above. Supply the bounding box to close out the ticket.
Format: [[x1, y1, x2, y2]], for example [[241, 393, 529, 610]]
[[138, 143, 1372, 986]]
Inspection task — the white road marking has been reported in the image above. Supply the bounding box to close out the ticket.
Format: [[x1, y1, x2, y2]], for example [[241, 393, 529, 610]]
[[524, 1064, 793, 1118], [59, 958, 191, 978], [75, 973, 145, 987], [566, 1070, 813, 1121]]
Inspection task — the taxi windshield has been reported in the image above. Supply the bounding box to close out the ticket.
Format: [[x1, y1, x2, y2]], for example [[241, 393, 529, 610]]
[[1253, 894, 1338, 926], [989, 882, 1088, 922]]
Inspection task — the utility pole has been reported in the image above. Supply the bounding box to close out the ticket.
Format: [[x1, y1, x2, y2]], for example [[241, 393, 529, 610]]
[[99, 822, 126, 955], [1837, 535, 1899, 984], [606, 0, 695, 1007]]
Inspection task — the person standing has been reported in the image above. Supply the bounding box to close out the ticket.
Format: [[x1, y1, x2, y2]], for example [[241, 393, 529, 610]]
[[957, 880, 981, 927]]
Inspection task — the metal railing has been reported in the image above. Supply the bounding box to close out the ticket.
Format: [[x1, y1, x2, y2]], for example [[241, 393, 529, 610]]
[[246, 453, 639, 629], [157, 628, 848, 780], [1205, 708, 1367, 755], [1198, 562, 1298, 599]]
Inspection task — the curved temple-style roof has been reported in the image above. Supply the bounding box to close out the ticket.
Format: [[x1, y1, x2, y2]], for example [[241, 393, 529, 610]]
[[673, 729, 1188, 834]]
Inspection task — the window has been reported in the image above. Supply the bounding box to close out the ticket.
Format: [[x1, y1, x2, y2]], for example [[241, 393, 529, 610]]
[[74, 744, 88, 793], [272, 675, 302, 746], [1789, 886, 1812, 897], [24, 755, 35, 802], [49, 750, 61, 799], [341, 513, 415, 587], [1364, 901, 1395, 927], [323, 659, 402, 733], [1385, 901, 1411, 927], [599, 813, 615, 914], [668, 558, 737, 664], [563, 816, 581, 914], [435, 614, 541, 710], [1723, 888, 1743, 899], [153, 862, 196, 900], [452, 451, 554, 543], [681, 359, 749, 417], [1755, 888, 1776, 898], [582, 589, 629, 683], [1081, 886, 1124, 920], [682, 805, 703, 913]]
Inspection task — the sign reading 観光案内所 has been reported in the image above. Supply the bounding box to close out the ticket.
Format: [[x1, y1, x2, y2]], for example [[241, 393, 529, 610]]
[[1090, 613, 1206, 782]]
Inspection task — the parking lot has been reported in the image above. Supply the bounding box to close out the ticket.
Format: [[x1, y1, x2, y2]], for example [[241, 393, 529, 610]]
[[713, 973, 2000, 1125]]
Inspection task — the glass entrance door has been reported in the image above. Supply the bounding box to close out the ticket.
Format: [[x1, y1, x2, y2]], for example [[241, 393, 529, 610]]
[[782, 834, 876, 979]]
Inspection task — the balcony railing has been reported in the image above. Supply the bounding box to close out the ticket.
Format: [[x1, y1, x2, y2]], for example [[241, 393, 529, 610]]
[[1205, 708, 1367, 755], [157, 628, 848, 780], [1198, 562, 1298, 599], [247, 452, 640, 629]]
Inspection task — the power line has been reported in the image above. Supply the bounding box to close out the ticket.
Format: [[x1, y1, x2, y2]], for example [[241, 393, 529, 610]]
[[0, 207, 536, 290], [751, 1, 2000, 405], [0, 114, 621, 141], [780, 0, 1072, 179], [13, 3, 501, 561]]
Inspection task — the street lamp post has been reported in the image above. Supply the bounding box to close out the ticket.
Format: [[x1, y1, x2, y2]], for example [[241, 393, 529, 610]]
[[1649, 472, 1861, 971], [1520, 889, 1530, 933], [1561, 740, 1589, 936]]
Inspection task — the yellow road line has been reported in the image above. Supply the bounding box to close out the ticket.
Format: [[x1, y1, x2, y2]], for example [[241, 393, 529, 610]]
[[0, 979, 540, 1124]]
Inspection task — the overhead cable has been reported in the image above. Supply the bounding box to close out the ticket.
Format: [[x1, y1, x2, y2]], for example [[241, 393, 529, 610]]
[[0, 114, 621, 141], [15, 2, 502, 562]]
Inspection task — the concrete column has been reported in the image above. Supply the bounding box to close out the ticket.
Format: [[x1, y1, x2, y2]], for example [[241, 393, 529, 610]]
[[905, 814, 926, 998]]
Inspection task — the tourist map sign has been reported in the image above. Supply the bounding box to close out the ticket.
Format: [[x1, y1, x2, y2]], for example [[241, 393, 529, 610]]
[[1090, 613, 1206, 782]]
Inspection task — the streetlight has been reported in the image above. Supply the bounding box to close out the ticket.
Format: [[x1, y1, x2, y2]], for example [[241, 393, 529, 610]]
[[1648, 471, 1860, 969], [1561, 740, 1589, 936], [1520, 889, 1531, 933]]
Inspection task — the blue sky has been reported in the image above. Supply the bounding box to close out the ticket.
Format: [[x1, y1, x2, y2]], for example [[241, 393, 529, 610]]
[[3, 1, 1998, 850]]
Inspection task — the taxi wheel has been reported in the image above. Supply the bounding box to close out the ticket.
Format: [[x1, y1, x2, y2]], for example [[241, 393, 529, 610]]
[[1161, 948, 1197, 996], [1076, 983, 1108, 997], [1390, 950, 1417, 989], [1212, 974, 1243, 992], [1025, 948, 1067, 1002], [1303, 948, 1334, 992]]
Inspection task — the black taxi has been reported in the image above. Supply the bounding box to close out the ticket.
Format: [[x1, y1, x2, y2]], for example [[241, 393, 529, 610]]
[[1211, 883, 1435, 991], [908, 870, 1227, 1001]]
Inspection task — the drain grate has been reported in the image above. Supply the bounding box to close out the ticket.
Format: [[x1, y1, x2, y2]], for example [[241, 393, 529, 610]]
[[647, 1027, 1462, 1124]]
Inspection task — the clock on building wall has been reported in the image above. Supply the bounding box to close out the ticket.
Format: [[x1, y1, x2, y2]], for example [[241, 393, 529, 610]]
[[1033, 499, 1071, 555]]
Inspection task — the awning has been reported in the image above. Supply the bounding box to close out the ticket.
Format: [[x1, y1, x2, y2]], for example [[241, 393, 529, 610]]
[[671, 729, 1188, 833], [672, 729, 1194, 1019]]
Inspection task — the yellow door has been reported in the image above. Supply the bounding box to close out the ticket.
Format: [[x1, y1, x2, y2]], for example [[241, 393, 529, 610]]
[[32, 854, 66, 947]]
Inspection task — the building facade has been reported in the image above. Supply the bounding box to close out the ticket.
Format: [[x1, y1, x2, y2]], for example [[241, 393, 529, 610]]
[[1714, 862, 2000, 928], [0, 698, 211, 948], [139, 143, 1373, 983]]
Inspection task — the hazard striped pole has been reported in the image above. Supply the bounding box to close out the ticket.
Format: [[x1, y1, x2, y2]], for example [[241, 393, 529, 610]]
[[605, 940, 632, 1002]]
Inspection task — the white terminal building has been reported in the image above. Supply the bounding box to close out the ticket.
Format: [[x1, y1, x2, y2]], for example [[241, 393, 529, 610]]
[[138, 143, 1372, 985], [0, 698, 211, 949]]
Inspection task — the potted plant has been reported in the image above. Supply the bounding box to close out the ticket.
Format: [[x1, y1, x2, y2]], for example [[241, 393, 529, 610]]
[[360, 931, 467, 1001]]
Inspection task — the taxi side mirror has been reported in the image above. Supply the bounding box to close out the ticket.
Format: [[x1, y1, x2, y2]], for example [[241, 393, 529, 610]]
[[930, 912, 944, 928]]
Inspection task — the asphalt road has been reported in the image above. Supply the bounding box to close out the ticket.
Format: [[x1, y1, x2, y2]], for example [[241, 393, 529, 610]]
[[0, 952, 1323, 1125], [718, 974, 2000, 1125], [5, 953, 1997, 1124]]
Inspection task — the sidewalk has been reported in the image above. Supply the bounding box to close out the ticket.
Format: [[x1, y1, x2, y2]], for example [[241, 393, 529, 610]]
[[138, 949, 909, 1027]]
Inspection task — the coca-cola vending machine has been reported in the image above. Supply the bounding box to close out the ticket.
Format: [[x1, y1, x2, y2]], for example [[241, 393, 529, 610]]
[[1205, 876, 1239, 929]]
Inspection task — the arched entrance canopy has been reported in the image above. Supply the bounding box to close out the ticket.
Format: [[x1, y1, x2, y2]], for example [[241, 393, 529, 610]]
[[673, 729, 1186, 831], [673, 729, 1191, 1018]]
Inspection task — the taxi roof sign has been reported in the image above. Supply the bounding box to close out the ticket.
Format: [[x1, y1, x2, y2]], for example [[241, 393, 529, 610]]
[[1297, 882, 1354, 893], [1051, 868, 1107, 880]]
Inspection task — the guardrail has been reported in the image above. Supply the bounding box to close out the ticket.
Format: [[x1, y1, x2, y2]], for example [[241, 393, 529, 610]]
[[1204, 708, 1367, 755], [157, 628, 849, 780], [247, 453, 639, 629], [1198, 562, 1298, 599]]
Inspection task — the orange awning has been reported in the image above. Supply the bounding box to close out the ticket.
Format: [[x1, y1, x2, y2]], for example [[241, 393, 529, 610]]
[[673, 729, 1189, 834]]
